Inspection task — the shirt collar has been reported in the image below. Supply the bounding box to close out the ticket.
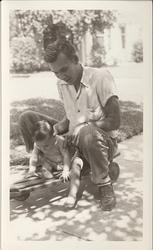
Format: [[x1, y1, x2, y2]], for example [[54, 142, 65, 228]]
[[80, 65, 89, 88], [57, 65, 89, 87]]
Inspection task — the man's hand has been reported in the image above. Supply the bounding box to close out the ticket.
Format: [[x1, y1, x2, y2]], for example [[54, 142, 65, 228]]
[[53, 117, 69, 136]]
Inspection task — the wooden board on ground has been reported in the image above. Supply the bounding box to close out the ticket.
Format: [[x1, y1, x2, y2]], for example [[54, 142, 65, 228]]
[[10, 176, 61, 201]]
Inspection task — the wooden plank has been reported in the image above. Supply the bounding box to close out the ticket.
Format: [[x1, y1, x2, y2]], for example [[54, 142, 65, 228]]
[[13, 176, 39, 184], [10, 153, 120, 194], [10, 177, 60, 191], [17, 179, 61, 192]]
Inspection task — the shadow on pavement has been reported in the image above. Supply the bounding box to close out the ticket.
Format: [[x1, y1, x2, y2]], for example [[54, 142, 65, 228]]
[[10, 135, 143, 241], [10, 163, 143, 241]]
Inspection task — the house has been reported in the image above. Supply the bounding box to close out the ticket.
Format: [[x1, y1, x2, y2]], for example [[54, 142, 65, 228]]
[[80, 10, 143, 65]]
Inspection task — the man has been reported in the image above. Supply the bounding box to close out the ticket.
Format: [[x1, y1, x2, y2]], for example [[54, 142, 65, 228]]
[[43, 39, 121, 211]]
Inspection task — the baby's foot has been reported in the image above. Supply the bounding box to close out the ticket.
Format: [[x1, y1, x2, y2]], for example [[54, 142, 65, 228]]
[[39, 168, 53, 179], [25, 171, 39, 179], [64, 196, 77, 208]]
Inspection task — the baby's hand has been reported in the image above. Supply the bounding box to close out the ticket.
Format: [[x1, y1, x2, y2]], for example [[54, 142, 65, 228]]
[[60, 168, 70, 182]]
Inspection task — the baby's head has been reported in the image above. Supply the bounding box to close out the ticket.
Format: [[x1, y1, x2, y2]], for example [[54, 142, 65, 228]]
[[33, 120, 54, 147]]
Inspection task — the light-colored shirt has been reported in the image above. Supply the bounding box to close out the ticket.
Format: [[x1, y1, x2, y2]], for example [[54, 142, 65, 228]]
[[57, 66, 118, 138]]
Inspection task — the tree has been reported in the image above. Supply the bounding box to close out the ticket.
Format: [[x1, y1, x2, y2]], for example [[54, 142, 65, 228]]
[[10, 10, 117, 72]]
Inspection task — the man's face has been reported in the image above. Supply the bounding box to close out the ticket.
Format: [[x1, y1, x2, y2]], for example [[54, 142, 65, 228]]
[[48, 52, 79, 86]]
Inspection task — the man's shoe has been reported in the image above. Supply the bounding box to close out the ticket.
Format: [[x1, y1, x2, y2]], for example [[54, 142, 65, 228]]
[[99, 183, 116, 211]]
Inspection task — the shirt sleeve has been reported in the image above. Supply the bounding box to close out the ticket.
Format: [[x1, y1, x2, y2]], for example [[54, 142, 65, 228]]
[[96, 69, 118, 107]]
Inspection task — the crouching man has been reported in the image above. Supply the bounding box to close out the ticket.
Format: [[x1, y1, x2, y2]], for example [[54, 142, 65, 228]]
[[43, 39, 121, 211]]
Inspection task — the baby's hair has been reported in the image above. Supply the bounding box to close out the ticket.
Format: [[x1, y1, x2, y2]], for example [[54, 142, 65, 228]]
[[33, 120, 53, 141]]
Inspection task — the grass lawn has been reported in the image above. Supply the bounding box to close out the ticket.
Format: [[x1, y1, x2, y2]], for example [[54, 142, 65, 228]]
[[10, 98, 143, 166]]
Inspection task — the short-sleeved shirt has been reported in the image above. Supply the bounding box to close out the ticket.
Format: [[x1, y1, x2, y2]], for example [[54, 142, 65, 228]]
[[57, 66, 118, 138], [30, 135, 65, 167]]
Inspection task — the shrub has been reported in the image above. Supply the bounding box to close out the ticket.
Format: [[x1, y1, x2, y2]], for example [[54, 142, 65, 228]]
[[10, 36, 49, 73], [118, 101, 143, 142], [119, 111, 143, 141], [10, 99, 143, 146], [10, 98, 65, 148], [10, 98, 143, 165], [132, 40, 143, 63]]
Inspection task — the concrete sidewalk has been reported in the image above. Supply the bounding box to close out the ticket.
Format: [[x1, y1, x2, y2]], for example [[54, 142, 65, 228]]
[[10, 134, 143, 241], [10, 63, 143, 104]]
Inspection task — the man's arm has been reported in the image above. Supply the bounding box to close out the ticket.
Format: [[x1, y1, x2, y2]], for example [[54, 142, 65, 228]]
[[55, 82, 70, 135], [53, 116, 69, 135], [61, 150, 71, 182], [28, 144, 40, 173], [56, 135, 71, 182], [94, 96, 121, 131]]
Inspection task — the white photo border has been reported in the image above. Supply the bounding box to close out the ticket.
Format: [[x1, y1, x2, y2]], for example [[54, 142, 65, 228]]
[[1, 1, 152, 250]]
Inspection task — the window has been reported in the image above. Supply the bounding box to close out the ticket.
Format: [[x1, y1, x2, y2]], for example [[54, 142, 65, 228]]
[[120, 25, 126, 49], [96, 35, 104, 47]]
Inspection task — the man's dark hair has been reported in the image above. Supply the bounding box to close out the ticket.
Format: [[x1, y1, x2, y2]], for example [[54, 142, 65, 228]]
[[33, 120, 53, 141], [44, 39, 79, 63]]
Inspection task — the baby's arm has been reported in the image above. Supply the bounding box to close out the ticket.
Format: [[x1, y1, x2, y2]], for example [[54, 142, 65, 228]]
[[28, 143, 40, 174]]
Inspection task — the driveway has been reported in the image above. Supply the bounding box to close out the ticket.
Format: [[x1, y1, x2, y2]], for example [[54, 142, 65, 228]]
[[10, 134, 143, 241], [9, 63, 144, 104]]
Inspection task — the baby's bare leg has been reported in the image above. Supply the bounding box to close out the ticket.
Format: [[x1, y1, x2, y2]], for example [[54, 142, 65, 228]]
[[25, 165, 37, 178], [66, 157, 83, 207], [41, 161, 54, 179]]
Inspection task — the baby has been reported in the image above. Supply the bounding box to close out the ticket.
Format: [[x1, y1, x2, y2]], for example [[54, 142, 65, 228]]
[[26, 120, 83, 207]]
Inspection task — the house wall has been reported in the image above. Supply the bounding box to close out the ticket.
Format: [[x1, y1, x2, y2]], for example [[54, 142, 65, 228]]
[[80, 11, 143, 65]]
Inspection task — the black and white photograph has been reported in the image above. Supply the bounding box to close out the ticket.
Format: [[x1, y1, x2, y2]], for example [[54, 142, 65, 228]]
[[1, 1, 152, 250]]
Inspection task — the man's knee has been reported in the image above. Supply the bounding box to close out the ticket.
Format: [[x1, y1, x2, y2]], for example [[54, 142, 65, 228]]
[[78, 125, 108, 151], [78, 125, 93, 147], [78, 124, 105, 149]]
